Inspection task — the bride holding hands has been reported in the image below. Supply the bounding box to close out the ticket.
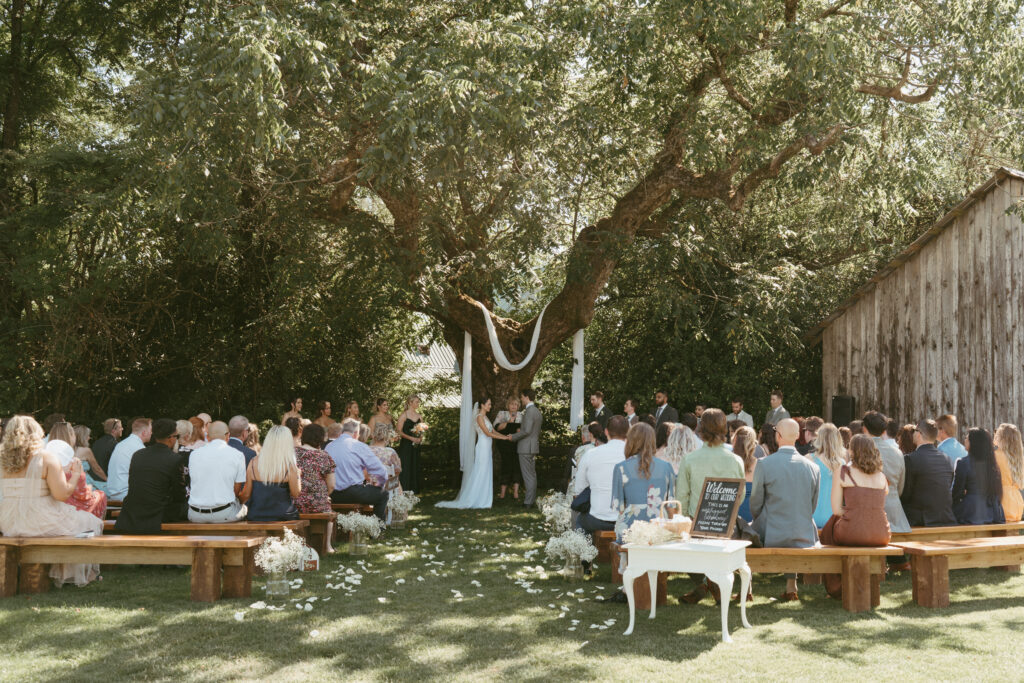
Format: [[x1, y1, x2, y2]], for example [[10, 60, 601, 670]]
[[436, 397, 508, 509]]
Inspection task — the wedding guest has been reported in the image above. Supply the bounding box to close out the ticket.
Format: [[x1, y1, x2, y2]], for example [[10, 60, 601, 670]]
[[885, 418, 901, 451], [495, 398, 523, 500], [862, 411, 910, 533], [658, 422, 700, 475], [679, 412, 702, 448], [114, 418, 188, 534], [952, 428, 1006, 525], [369, 422, 403, 497], [936, 414, 968, 468], [285, 416, 302, 445], [358, 423, 371, 443], [820, 434, 892, 597], [187, 421, 247, 522], [589, 392, 609, 430], [839, 426, 853, 449], [901, 419, 956, 526], [799, 417, 823, 456], [314, 401, 335, 428], [652, 390, 679, 429], [727, 398, 754, 429], [241, 425, 300, 521], [694, 403, 706, 419], [294, 423, 335, 515], [750, 418, 820, 602], [654, 421, 674, 459], [325, 420, 389, 521], [573, 415, 628, 533], [41, 413, 65, 441], [324, 422, 343, 448], [897, 424, 917, 455], [624, 399, 639, 426], [764, 390, 790, 425], [677, 409, 745, 518], [245, 422, 261, 455], [733, 426, 758, 523], [810, 423, 844, 528], [612, 423, 675, 540], [46, 422, 107, 520], [281, 396, 303, 425], [754, 423, 778, 459], [994, 423, 1024, 522], [0, 415, 103, 586], [193, 414, 212, 447], [107, 417, 152, 501], [227, 415, 257, 465], [342, 401, 362, 427], [366, 398, 395, 438], [396, 395, 423, 492], [92, 418, 122, 473], [848, 420, 863, 438], [640, 414, 656, 428], [186, 416, 207, 449], [174, 420, 193, 454], [568, 423, 601, 495], [72, 424, 107, 488], [727, 420, 744, 443]]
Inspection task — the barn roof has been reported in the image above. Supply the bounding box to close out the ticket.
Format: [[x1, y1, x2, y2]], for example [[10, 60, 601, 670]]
[[401, 342, 460, 408], [805, 166, 1024, 344]]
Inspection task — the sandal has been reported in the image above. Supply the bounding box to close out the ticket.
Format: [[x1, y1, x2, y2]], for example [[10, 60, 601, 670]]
[[779, 591, 800, 602]]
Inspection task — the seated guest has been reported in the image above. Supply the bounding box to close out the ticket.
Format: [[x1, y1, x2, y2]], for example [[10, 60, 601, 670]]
[[885, 418, 901, 452], [189, 415, 209, 447], [114, 419, 188, 534], [41, 413, 65, 442], [838, 426, 852, 450], [639, 414, 656, 429], [228, 415, 257, 465], [732, 426, 758, 523], [73, 424, 107, 490], [92, 418, 122, 473], [750, 418, 820, 602], [358, 423, 371, 444], [369, 422, 403, 497], [677, 409, 745, 519], [901, 419, 957, 526], [820, 434, 892, 597], [45, 422, 106, 520], [285, 416, 302, 446], [241, 426, 300, 522], [952, 428, 1005, 525], [175, 420, 196, 458], [107, 417, 152, 501], [754, 423, 777, 459], [862, 411, 910, 533], [573, 415, 628, 533], [800, 416, 823, 455], [324, 422, 343, 448], [187, 421, 247, 522], [658, 422, 700, 476], [936, 413, 968, 468], [294, 423, 335, 514], [811, 423, 845, 528], [896, 423, 917, 455], [245, 423, 261, 456], [568, 422, 596, 495], [325, 420, 389, 521], [679, 412, 702, 448], [0, 415, 103, 586], [612, 423, 675, 541], [994, 423, 1024, 522], [653, 421, 674, 460]]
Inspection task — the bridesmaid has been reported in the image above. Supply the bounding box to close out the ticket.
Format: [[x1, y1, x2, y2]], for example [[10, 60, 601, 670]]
[[366, 398, 395, 442], [397, 395, 423, 492]]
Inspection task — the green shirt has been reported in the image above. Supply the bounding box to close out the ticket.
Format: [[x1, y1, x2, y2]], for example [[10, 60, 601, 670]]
[[676, 444, 746, 517]]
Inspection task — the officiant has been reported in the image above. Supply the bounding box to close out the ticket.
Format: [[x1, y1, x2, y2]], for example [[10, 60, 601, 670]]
[[494, 397, 522, 501]]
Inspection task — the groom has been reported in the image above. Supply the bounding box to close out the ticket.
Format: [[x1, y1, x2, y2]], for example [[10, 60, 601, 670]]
[[508, 387, 542, 507]]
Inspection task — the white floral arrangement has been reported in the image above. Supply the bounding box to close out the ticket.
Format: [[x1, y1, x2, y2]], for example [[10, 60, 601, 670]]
[[622, 519, 675, 546], [544, 529, 599, 563], [539, 491, 573, 533], [336, 512, 385, 538], [388, 490, 421, 514], [255, 528, 308, 574]]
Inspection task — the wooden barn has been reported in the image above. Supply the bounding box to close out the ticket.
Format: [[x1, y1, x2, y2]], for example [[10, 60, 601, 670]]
[[810, 167, 1024, 431]]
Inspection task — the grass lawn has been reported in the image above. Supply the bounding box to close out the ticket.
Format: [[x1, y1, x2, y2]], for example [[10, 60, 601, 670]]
[[2, 494, 1024, 681]]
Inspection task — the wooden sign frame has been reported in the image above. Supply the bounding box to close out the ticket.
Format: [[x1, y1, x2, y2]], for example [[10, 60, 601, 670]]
[[691, 477, 745, 540]]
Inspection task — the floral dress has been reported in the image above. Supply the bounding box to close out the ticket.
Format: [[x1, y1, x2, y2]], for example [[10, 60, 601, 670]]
[[611, 456, 676, 542], [370, 445, 403, 495], [294, 446, 334, 514]]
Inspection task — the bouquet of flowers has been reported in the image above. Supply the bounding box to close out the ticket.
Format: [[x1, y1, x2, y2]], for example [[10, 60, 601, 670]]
[[622, 519, 676, 546], [255, 528, 308, 574], [544, 529, 599, 563], [539, 491, 573, 533], [413, 422, 429, 438], [388, 490, 421, 515], [336, 512, 385, 539]]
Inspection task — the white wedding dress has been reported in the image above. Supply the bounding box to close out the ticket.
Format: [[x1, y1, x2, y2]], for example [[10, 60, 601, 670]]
[[436, 415, 493, 509]]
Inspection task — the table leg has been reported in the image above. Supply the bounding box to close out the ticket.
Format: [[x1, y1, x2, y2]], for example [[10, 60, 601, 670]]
[[707, 571, 734, 643], [621, 566, 642, 636], [738, 564, 752, 629], [647, 571, 659, 620]]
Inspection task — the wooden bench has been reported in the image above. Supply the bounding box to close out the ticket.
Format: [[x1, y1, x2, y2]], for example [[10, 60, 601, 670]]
[[300, 513, 336, 556], [594, 530, 615, 563], [102, 519, 309, 541], [892, 521, 1024, 543], [893, 536, 1024, 607], [746, 546, 903, 613], [0, 535, 262, 602]]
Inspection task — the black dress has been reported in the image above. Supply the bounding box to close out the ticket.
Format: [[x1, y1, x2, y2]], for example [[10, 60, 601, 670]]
[[247, 481, 299, 521], [496, 414, 521, 487], [398, 418, 421, 492]]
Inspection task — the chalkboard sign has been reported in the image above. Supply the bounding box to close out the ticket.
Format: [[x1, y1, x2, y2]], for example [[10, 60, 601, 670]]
[[691, 477, 744, 539]]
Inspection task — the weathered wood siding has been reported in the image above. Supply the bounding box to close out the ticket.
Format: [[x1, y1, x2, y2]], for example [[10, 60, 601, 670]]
[[822, 174, 1024, 432]]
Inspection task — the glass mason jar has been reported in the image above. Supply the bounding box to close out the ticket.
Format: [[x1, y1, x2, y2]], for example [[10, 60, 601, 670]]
[[265, 570, 290, 598], [562, 555, 584, 581], [349, 531, 369, 555], [390, 510, 407, 529]]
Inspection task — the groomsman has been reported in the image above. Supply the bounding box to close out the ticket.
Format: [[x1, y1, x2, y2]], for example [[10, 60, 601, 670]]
[[589, 392, 609, 430], [765, 390, 790, 425], [653, 390, 679, 428], [624, 399, 639, 426], [726, 399, 754, 428]]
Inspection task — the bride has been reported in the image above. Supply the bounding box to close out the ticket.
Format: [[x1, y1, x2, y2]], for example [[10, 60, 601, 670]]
[[436, 397, 508, 509]]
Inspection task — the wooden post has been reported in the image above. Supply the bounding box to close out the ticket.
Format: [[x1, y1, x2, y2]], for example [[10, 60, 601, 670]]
[[910, 554, 949, 608], [870, 573, 881, 608], [0, 546, 19, 597], [190, 548, 223, 602], [840, 555, 871, 613], [19, 563, 50, 594], [222, 548, 254, 599], [992, 529, 1021, 571]]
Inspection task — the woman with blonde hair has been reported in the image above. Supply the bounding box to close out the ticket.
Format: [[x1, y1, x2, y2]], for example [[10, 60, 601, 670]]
[[994, 423, 1024, 522], [0, 415, 103, 586], [241, 425, 300, 521], [46, 422, 107, 520], [811, 423, 846, 528], [244, 422, 261, 455], [612, 423, 676, 543], [658, 423, 700, 475], [72, 424, 107, 489], [732, 426, 758, 522]]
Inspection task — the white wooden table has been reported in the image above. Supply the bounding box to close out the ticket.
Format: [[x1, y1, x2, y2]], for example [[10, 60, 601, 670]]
[[621, 538, 752, 642]]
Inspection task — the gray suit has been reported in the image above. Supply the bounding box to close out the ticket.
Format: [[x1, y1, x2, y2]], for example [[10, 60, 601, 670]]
[[751, 446, 820, 548], [764, 405, 791, 425], [509, 402, 542, 506], [874, 436, 911, 533]]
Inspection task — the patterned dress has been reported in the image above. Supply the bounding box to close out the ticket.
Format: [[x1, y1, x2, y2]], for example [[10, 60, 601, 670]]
[[294, 446, 334, 514], [370, 445, 403, 495], [611, 456, 676, 542]]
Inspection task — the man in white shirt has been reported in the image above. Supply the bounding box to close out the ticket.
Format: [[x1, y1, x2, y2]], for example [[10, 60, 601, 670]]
[[573, 415, 628, 533], [106, 417, 152, 501], [726, 398, 754, 429], [187, 421, 247, 523]]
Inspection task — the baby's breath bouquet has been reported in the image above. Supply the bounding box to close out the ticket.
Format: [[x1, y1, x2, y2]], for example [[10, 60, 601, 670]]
[[539, 491, 573, 533], [336, 512, 385, 538], [388, 491, 421, 515], [623, 519, 675, 546], [255, 528, 307, 574], [544, 529, 599, 563]]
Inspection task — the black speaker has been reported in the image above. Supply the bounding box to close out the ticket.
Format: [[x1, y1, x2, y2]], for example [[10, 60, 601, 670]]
[[832, 395, 856, 427]]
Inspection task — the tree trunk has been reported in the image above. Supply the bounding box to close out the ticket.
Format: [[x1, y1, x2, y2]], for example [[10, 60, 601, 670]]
[[441, 323, 539, 411]]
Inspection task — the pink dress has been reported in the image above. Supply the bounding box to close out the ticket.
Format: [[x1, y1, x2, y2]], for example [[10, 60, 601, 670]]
[[64, 466, 107, 520]]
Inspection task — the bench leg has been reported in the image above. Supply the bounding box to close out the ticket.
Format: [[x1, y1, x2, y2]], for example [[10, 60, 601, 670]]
[[222, 548, 254, 599], [0, 546, 19, 597], [840, 556, 872, 612], [870, 574, 881, 608], [992, 530, 1021, 571], [910, 555, 949, 608], [19, 563, 50, 595], [191, 548, 223, 602]]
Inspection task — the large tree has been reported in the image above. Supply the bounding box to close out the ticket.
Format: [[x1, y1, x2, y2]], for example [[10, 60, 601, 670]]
[[135, 0, 1024, 401]]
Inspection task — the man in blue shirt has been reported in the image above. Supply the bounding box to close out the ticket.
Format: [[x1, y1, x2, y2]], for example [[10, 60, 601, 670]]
[[936, 414, 968, 468], [325, 421, 389, 521]]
